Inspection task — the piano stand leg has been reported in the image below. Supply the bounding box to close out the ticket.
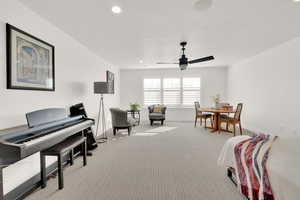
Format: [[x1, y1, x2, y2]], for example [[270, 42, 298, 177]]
[[69, 150, 74, 166], [82, 140, 87, 166], [40, 154, 47, 189], [81, 130, 92, 157], [0, 167, 4, 200], [58, 155, 64, 190]]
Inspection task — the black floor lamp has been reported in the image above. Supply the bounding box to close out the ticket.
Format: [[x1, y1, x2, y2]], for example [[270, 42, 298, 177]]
[[94, 82, 111, 143]]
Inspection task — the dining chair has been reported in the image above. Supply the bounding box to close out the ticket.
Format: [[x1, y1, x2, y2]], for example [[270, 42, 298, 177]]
[[194, 102, 213, 128], [218, 103, 243, 136]]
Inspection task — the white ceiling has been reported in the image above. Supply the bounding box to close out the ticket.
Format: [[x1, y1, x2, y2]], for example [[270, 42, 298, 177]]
[[19, 0, 300, 69]]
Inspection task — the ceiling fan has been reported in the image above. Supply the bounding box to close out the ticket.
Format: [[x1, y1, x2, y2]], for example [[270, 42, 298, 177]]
[[157, 42, 214, 70]]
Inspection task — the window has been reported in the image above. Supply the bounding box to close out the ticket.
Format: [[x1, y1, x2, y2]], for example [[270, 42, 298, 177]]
[[182, 78, 201, 105], [143, 79, 161, 105], [163, 78, 181, 105], [143, 77, 200, 107]]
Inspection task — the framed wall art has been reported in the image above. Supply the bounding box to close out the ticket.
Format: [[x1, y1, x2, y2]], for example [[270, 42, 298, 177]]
[[106, 70, 114, 94], [6, 24, 55, 91]]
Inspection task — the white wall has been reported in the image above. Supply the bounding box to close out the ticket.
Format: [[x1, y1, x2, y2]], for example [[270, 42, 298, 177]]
[[120, 67, 228, 122], [0, 0, 120, 130], [228, 37, 300, 135], [0, 0, 119, 195]]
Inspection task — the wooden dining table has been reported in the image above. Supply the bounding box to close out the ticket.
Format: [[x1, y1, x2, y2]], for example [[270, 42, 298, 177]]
[[199, 108, 236, 133]]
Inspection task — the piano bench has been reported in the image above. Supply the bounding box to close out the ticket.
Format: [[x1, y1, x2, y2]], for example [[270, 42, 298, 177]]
[[40, 136, 87, 190]]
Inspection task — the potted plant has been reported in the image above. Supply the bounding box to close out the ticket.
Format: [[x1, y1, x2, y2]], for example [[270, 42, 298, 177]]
[[130, 103, 140, 112]]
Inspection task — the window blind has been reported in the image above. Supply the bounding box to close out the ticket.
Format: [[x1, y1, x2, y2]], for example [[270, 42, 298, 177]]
[[143, 79, 161, 105], [182, 78, 201, 105], [143, 77, 201, 106], [163, 78, 181, 105]]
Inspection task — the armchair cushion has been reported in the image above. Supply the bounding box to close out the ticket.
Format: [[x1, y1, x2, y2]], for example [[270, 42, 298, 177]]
[[149, 113, 165, 120], [153, 106, 163, 113]]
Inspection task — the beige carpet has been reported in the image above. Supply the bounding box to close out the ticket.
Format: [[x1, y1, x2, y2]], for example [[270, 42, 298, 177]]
[[26, 122, 244, 200]]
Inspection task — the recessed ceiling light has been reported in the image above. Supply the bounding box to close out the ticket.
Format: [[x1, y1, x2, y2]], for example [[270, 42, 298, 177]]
[[112, 6, 122, 14], [294, 0, 300, 2], [139, 60, 143, 64], [194, 0, 213, 11]]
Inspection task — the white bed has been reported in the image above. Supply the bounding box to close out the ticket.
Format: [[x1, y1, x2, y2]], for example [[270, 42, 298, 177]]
[[218, 134, 300, 200]]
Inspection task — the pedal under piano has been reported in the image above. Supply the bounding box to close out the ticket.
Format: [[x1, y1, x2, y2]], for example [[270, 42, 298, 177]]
[[0, 104, 97, 200]]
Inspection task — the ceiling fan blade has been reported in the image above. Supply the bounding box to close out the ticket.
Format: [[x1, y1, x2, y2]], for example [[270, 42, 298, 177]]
[[188, 56, 215, 64], [156, 62, 179, 65]]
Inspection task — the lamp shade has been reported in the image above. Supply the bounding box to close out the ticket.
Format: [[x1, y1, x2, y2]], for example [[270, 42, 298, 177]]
[[94, 82, 110, 94]]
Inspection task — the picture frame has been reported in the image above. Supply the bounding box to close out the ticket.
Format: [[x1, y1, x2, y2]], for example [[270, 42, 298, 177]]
[[6, 24, 55, 91], [106, 70, 114, 94]]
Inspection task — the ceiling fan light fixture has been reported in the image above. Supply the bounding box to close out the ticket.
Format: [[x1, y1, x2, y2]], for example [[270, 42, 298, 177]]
[[179, 64, 188, 71]]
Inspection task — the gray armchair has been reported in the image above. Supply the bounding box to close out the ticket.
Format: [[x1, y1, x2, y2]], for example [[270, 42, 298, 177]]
[[148, 105, 167, 126], [110, 108, 135, 136]]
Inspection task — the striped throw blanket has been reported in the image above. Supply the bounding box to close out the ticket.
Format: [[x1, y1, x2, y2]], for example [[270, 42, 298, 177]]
[[234, 134, 277, 200]]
